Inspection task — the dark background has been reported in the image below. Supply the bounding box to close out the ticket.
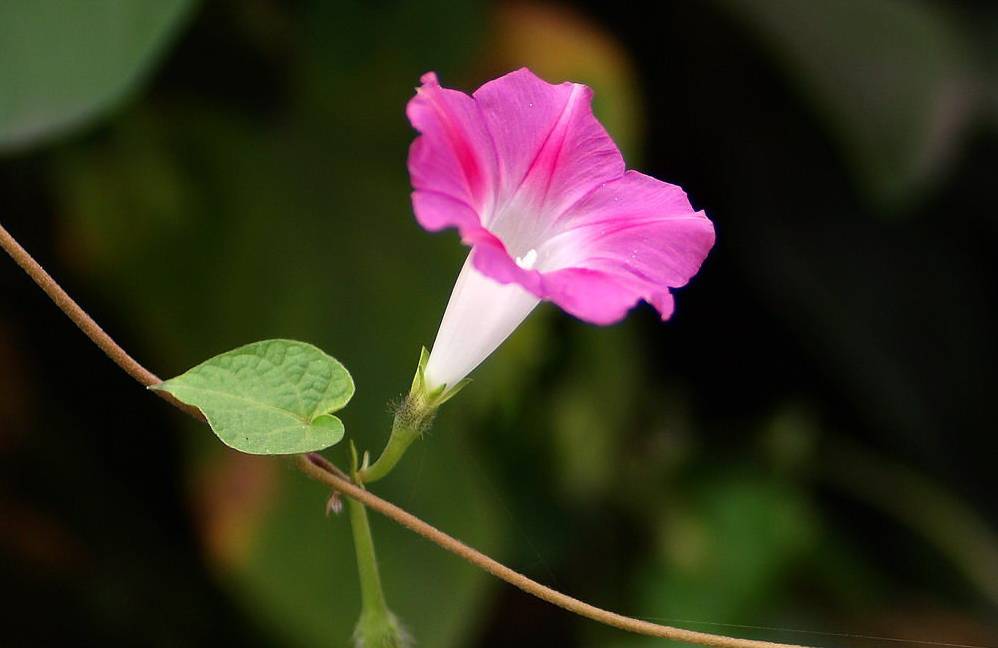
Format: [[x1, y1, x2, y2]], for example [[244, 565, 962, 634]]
[[1, 1, 996, 646]]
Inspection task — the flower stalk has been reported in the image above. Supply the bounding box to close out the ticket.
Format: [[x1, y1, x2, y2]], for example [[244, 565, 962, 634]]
[[359, 348, 466, 484], [348, 444, 409, 648]]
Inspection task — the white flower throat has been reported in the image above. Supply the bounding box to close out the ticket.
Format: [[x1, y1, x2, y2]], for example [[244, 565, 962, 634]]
[[423, 254, 540, 391]]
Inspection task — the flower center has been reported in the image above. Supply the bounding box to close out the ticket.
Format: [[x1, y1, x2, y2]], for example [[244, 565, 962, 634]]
[[515, 248, 538, 270]]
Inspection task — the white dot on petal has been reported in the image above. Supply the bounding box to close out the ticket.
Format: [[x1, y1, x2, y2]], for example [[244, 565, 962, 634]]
[[515, 248, 538, 270]]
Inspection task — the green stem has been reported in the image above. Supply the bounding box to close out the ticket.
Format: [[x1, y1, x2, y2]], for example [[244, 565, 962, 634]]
[[359, 346, 466, 484], [349, 495, 390, 621], [348, 446, 407, 647], [358, 409, 425, 484]]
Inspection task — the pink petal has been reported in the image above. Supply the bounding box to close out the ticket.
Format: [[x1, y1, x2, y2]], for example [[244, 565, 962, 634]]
[[407, 72, 497, 234], [469, 237, 649, 325], [647, 290, 676, 321], [538, 267, 643, 325], [553, 170, 695, 233], [410, 189, 482, 234], [546, 170, 714, 285], [538, 172, 713, 323], [473, 68, 624, 237], [578, 211, 714, 288]]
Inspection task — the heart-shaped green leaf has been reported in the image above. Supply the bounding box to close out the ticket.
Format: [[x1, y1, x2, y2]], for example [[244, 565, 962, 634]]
[[152, 339, 354, 455]]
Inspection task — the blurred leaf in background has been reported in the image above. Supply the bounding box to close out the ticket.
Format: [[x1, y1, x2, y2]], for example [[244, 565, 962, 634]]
[[0, 0, 195, 153], [717, 0, 981, 210]]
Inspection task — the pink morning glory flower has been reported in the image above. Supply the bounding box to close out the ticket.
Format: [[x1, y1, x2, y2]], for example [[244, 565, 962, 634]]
[[409, 68, 715, 392]]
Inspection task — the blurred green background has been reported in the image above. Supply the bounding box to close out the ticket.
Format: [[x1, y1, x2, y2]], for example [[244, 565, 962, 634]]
[[1, 1, 997, 646]]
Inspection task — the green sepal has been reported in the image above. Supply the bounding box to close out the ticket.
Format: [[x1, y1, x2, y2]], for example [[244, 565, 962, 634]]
[[408, 346, 470, 409], [409, 346, 431, 395], [432, 377, 470, 406]]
